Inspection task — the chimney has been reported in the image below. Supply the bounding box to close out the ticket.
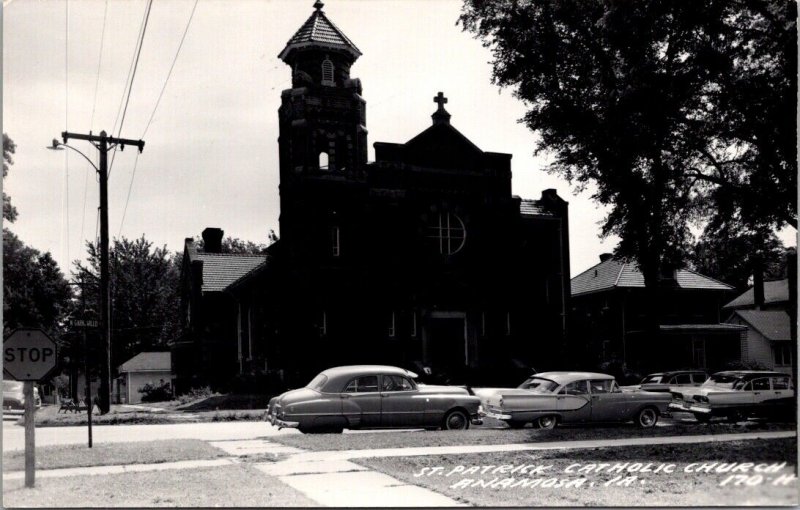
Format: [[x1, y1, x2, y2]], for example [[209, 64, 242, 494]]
[[599, 253, 614, 263], [201, 227, 224, 253], [753, 266, 765, 309]]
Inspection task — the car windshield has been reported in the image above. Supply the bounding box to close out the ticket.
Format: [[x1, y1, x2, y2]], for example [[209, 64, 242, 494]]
[[3, 380, 22, 392], [640, 375, 663, 384], [517, 377, 560, 393], [702, 374, 741, 389], [306, 374, 328, 392]]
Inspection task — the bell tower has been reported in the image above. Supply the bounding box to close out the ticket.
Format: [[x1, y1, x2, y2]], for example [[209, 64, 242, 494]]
[[277, 1, 367, 254], [277, 1, 367, 177]]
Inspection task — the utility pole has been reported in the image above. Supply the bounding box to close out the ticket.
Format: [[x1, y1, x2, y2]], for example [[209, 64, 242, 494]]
[[60, 131, 145, 414]]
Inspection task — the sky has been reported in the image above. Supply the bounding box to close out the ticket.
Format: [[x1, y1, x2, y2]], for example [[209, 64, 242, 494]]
[[3, 0, 795, 281]]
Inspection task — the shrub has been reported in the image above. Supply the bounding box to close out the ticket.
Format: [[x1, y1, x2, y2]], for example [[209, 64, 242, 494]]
[[138, 380, 173, 402]]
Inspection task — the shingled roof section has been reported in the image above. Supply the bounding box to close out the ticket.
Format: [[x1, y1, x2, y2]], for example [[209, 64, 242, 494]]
[[279, 2, 361, 61], [118, 352, 171, 373], [732, 310, 791, 341], [519, 199, 554, 218], [571, 258, 734, 297], [723, 279, 790, 309], [195, 253, 267, 293]]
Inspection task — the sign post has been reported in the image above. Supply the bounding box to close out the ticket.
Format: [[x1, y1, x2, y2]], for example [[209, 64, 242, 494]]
[[69, 317, 98, 448], [4, 328, 59, 488]]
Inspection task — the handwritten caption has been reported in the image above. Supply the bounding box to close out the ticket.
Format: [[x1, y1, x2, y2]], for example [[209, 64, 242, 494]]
[[412, 462, 796, 489]]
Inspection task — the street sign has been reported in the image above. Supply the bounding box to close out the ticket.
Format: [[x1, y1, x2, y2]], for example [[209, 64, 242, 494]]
[[69, 318, 99, 329], [3, 329, 58, 381]]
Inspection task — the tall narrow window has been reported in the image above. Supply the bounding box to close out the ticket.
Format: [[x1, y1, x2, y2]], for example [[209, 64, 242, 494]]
[[319, 152, 329, 170], [331, 226, 340, 257], [388, 311, 396, 338], [319, 310, 327, 336], [481, 312, 486, 337], [410, 311, 417, 337], [321, 57, 334, 86], [505, 312, 512, 336]]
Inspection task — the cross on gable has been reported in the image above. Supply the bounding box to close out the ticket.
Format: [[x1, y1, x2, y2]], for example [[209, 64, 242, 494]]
[[433, 92, 448, 110]]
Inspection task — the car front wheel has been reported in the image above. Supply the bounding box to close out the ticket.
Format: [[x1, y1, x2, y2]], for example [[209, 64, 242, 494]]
[[636, 407, 659, 428], [442, 409, 470, 430], [536, 415, 557, 430]]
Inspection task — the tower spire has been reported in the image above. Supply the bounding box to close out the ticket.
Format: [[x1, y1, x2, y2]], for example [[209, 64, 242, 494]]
[[314, 0, 324, 11], [432, 91, 451, 125]]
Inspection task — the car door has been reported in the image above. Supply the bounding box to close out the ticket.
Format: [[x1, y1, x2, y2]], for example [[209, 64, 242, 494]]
[[768, 376, 794, 415], [341, 375, 382, 428], [588, 379, 631, 422], [379, 375, 426, 427], [751, 377, 771, 405], [556, 380, 591, 422]]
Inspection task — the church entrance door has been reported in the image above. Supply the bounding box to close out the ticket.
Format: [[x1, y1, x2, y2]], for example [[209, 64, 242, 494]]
[[426, 313, 467, 379]]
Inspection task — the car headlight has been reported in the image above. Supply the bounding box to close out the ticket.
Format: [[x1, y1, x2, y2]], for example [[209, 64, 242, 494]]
[[498, 398, 504, 408]]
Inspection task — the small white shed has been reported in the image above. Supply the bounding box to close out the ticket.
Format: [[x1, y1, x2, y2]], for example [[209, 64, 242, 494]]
[[117, 352, 173, 404]]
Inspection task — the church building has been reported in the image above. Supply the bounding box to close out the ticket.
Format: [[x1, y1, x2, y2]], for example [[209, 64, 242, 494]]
[[173, 2, 572, 392]]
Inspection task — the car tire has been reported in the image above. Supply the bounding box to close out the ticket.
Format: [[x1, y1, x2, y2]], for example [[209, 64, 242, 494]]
[[442, 409, 470, 430], [536, 415, 557, 430], [636, 407, 659, 428]]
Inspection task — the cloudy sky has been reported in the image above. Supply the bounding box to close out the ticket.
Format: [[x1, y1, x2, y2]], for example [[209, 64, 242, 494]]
[[4, 0, 794, 280]]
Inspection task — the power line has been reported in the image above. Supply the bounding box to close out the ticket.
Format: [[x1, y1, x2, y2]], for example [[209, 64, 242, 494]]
[[89, 0, 109, 131], [63, 0, 70, 271], [141, 0, 199, 138], [117, 151, 140, 237], [109, 0, 153, 179]]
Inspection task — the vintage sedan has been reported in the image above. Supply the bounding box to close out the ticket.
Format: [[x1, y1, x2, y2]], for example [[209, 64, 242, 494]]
[[623, 370, 708, 393], [479, 371, 671, 429], [266, 365, 483, 433], [3, 380, 41, 411], [669, 371, 795, 422]]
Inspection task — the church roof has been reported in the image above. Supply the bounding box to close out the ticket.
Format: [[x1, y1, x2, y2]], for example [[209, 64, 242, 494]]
[[519, 199, 553, 217], [571, 258, 734, 297], [194, 253, 267, 292], [279, 2, 361, 62]]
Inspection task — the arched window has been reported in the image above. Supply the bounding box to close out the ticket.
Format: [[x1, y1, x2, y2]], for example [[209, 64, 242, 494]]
[[426, 212, 466, 255], [319, 152, 329, 170], [321, 58, 334, 86]]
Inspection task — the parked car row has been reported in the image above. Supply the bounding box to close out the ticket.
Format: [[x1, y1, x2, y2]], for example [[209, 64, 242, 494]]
[[266, 366, 795, 434]]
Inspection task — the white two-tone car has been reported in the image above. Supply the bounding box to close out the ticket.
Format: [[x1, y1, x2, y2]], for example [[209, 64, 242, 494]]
[[669, 371, 795, 422], [478, 371, 671, 429]]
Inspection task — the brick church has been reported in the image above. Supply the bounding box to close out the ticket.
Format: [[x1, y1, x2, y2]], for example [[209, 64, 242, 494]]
[[173, 2, 572, 392]]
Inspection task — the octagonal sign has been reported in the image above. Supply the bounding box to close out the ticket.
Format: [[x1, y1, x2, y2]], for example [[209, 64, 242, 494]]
[[3, 329, 58, 381]]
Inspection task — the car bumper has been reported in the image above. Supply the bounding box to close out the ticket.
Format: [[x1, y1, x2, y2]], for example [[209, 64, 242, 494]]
[[483, 410, 512, 420], [267, 411, 299, 429], [669, 402, 711, 414], [470, 413, 483, 425]]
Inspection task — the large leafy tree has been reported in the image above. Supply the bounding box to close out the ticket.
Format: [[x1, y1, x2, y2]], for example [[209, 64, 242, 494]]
[[73, 236, 181, 371], [3, 133, 18, 222], [3, 229, 73, 336], [459, 0, 796, 325], [690, 219, 787, 292]]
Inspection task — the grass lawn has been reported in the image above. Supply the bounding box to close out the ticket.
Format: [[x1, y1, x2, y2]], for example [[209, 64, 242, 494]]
[[268, 419, 795, 452], [2, 439, 227, 472], [356, 438, 797, 507], [2, 464, 316, 507]]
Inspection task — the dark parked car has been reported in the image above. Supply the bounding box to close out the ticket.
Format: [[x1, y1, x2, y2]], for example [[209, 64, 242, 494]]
[[267, 365, 483, 433], [3, 380, 41, 410], [477, 371, 671, 429], [669, 371, 795, 422]]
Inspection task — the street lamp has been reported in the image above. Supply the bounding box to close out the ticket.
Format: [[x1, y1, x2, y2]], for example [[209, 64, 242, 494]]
[[46, 139, 99, 172]]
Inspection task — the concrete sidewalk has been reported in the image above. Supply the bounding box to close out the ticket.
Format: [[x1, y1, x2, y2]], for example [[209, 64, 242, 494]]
[[3, 430, 794, 507]]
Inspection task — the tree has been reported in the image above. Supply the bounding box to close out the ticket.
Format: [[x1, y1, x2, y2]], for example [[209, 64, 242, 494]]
[[73, 236, 181, 371], [459, 0, 796, 329], [3, 133, 17, 222], [3, 229, 73, 336], [690, 219, 786, 292]]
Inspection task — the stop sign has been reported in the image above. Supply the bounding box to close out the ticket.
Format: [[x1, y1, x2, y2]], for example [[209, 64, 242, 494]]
[[4, 329, 58, 381]]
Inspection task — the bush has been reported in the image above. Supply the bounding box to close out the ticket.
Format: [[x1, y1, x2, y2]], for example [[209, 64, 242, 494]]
[[138, 381, 173, 402]]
